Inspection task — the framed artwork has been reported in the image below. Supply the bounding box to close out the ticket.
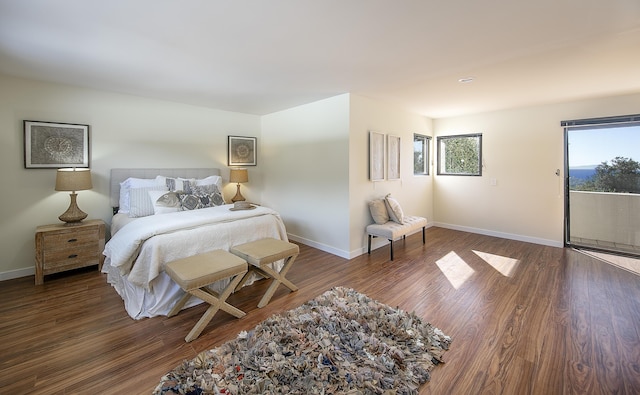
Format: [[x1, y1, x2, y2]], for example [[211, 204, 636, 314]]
[[24, 120, 90, 168], [388, 135, 401, 180], [369, 131, 385, 181], [228, 135, 257, 166]]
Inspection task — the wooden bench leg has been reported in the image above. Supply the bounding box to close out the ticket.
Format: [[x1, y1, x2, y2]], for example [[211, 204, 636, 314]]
[[181, 270, 246, 342], [167, 291, 192, 317], [250, 254, 299, 308], [234, 268, 254, 292]]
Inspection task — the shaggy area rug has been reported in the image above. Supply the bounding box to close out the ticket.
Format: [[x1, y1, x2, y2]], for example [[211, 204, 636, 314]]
[[154, 286, 451, 395]]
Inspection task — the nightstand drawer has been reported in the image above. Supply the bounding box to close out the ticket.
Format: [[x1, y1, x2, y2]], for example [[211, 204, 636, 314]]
[[42, 227, 100, 251], [43, 248, 100, 271]]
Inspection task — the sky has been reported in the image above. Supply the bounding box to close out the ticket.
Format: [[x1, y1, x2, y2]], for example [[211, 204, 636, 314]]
[[568, 125, 640, 167]]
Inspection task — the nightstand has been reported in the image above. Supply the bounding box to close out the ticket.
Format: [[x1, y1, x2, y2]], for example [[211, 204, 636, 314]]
[[34, 219, 106, 285]]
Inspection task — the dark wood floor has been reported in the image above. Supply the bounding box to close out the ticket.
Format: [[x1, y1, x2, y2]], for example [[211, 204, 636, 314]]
[[1, 227, 639, 394]]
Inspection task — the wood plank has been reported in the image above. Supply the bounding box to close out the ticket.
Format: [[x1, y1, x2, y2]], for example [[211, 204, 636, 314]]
[[1, 227, 639, 394]]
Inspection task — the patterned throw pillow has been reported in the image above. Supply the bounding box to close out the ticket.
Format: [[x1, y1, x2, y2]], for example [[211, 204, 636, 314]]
[[177, 185, 225, 211], [149, 190, 181, 214], [162, 177, 196, 192]]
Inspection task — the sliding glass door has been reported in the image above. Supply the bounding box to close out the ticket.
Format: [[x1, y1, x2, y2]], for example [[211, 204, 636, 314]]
[[564, 115, 640, 257]]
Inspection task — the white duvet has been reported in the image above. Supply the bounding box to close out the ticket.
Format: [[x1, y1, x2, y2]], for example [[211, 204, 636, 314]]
[[102, 204, 288, 318]]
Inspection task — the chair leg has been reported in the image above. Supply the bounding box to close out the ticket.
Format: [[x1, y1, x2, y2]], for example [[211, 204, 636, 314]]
[[389, 239, 394, 261], [422, 226, 426, 244], [368, 235, 372, 254]]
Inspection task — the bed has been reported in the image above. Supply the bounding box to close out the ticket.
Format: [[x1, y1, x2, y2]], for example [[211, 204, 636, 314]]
[[102, 168, 288, 319]]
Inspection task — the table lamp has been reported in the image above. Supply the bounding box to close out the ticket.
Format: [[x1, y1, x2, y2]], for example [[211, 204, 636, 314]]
[[229, 168, 248, 203], [55, 168, 93, 223]]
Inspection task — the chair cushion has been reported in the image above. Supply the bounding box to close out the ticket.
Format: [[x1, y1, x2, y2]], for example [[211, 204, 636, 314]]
[[230, 238, 299, 266], [165, 250, 247, 291], [366, 216, 427, 240]]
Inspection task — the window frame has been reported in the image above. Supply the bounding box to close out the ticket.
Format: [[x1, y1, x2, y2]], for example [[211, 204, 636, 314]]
[[436, 133, 483, 176], [413, 133, 431, 176]]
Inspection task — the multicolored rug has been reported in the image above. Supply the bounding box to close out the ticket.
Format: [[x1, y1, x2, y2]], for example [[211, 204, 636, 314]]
[[154, 286, 451, 394]]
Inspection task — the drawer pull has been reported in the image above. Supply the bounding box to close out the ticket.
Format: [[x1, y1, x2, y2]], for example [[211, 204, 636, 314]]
[[68, 238, 78, 243], [68, 254, 78, 259]]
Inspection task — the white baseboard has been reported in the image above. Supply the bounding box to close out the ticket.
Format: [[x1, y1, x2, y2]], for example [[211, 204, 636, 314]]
[[287, 233, 351, 259], [432, 222, 563, 248], [1, 226, 559, 282], [0, 266, 34, 282]]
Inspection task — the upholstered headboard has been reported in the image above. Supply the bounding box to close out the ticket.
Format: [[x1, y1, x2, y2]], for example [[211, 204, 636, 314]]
[[110, 168, 221, 209]]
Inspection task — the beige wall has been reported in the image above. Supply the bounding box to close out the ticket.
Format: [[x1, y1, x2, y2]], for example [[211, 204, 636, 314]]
[[261, 94, 434, 258], [261, 94, 351, 256], [433, 92, 640, 246], [0, 74, 261, 279], [2, 71, 638, 280], [349, 95, 434, 255]]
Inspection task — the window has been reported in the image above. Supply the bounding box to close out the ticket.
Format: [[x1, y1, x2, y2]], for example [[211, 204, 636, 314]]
[[413, 134, 431, 175], [437, 134, 482, 176], [563, 113, 640, 256]]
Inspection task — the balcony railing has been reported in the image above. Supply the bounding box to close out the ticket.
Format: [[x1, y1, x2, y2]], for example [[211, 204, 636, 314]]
[[569, 190, 640, 254]]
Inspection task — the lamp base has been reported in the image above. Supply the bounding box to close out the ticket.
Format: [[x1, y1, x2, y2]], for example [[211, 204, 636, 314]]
[[59, 193, 88, 224], [231, 183, 245, 203]]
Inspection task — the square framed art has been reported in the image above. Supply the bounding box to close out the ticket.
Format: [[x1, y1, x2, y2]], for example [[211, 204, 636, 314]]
[[24, 120, 90, 168], [228, 135, 257, 166]]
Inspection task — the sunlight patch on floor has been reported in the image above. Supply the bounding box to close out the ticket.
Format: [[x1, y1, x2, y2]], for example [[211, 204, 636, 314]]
[[436, 251, 475, 289], [472, 250, 520, 277]]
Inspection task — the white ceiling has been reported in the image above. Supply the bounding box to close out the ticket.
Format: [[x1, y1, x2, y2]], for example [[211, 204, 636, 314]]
[[1, 0, 639, 118]]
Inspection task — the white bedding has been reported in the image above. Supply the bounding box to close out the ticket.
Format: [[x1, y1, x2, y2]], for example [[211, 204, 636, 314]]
[[102, 204, 288, 319]]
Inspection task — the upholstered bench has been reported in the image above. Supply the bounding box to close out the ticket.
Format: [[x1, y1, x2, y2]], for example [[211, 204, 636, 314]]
[[230, 238, 299, 308], [366, 216, 427, 261], [165, 250, 248, 342]]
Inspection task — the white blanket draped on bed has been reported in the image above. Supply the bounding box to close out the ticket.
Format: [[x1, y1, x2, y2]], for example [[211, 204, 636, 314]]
[[102, 204, 288, 319]]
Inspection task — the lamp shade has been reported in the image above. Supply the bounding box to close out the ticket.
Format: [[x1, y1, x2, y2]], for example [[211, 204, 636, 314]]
[[55, 168, 93, 192], [229, 168, 248, 183]]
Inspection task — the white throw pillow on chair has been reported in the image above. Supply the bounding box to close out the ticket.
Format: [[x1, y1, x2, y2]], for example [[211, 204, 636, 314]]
[[384, 194, 404, 224], [368, 199, 389, 224]]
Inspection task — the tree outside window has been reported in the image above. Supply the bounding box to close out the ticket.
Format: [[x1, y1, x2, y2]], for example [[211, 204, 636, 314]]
[[572, 156, 640, 194], [437, 134, 482, 176]]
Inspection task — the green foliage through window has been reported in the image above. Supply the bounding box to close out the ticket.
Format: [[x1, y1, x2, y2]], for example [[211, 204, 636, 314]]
[[571, 156, 640, 194], [437, 134, 482, 176]]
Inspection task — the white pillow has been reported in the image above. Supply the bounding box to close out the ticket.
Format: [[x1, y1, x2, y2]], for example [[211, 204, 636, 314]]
[[384, 194, 405, 224], [368, 199, 389, 224], [128, 186, 168, 217], [148, 190, 181, 215], [118, 177, 164, 214]]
